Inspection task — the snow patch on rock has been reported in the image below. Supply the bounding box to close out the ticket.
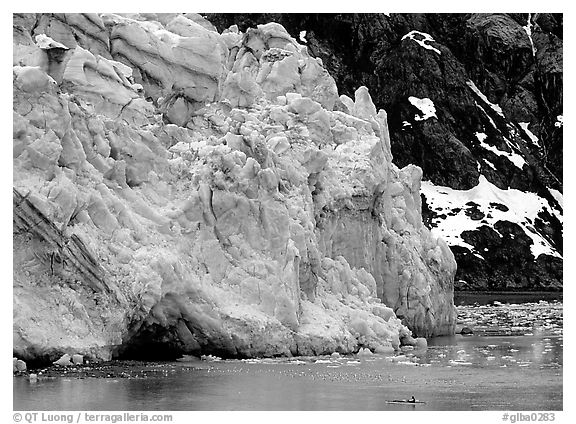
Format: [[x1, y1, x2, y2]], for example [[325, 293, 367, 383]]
[[408, 96, 437, 121], [555, 115, 563, 128], [548, 188, 563, 209], [475, 132, 488, 143], [476, 134, 526, 169], [401, 30, 441, 55], [466, 80, 504, 117], [522, 13, 536, 56], [518, 122, 540, 147], [421, 176, 561, 259], [482, 159, 497, 171]]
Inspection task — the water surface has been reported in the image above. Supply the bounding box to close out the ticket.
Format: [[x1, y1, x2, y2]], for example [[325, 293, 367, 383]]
[[14, 299, 562, 411]]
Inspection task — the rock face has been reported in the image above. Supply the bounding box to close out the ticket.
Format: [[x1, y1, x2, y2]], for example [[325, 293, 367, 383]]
[[206, 13, 562, 291], [13, 14, 456, 362]]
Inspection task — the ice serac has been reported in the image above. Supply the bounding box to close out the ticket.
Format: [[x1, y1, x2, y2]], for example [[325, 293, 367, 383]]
[[13, 14, 455, 362], [14, 14, 111, 60], [313, 87, 455, 337], [102, 14, 229, 112]]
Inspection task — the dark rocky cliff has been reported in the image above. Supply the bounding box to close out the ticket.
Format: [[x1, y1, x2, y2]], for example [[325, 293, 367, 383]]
[[207, 13, 563, 291]]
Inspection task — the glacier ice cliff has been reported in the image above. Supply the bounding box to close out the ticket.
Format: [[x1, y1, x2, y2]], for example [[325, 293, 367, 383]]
[[205, 14, 563, 292], [13, 13, 456, 362]]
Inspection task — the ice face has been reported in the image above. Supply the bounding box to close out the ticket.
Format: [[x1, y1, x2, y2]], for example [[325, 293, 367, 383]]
[[13, 15, 457, 361]]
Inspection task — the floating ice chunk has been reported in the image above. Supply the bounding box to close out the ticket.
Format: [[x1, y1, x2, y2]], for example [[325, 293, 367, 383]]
[[408, 96, 437, 121], [53, 354, 73, 366], [201, 354, 222, 362], [242, 358, 263, 364], [72, 354, 84, 365], [299, 30, 307, 43], [357, 347, 373, 357], [449, 360, 473, 365], [391, 355, 408, 362], [13, 358, 27, 372], [176, 355, 197, 362], [401, 30, 441, 54], [414, 338, 428, 349]]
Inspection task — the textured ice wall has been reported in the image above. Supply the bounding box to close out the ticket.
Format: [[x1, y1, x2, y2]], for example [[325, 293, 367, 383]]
[[13, 14, 455, 361]]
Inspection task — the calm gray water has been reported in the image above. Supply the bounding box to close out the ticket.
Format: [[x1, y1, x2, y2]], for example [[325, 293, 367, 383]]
[[14, 299, 562, 411]]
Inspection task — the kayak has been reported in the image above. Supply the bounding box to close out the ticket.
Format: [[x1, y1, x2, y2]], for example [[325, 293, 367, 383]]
[[386, 400, 426, 405]]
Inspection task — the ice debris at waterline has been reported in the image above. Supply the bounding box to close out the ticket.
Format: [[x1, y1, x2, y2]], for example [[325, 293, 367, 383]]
[[456, 300, 562, 336], [13, 13, 457, 362], [52, 353, 85, 366], [13, 358, 27, 373]]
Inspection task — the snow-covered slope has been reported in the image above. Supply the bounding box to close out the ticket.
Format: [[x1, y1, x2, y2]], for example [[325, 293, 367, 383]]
[[420, 81, 562, 262], [422, 176, 561, 259], [420, 74, 562, 290]]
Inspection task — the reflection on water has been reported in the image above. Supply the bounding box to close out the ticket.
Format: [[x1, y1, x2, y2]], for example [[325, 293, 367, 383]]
[[424, 333, 562, 369], [14, 300, 562, 411]]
